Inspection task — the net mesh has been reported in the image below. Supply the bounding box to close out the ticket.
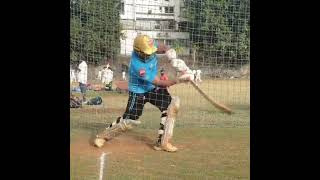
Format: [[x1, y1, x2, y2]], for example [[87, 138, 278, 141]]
[[70, 0, 250, 179]]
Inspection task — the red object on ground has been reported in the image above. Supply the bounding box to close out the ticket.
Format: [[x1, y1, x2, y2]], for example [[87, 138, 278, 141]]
[[115, 81, 129, 93]]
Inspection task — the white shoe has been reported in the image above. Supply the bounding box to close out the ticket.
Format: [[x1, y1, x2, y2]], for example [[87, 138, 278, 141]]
[[153, 142, 178, 152], [93, 138, 105, 148], [123, 119, 141, 129]]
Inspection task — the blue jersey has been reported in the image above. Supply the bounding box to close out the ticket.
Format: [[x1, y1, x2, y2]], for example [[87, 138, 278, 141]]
[[128, 51, 158, 93]]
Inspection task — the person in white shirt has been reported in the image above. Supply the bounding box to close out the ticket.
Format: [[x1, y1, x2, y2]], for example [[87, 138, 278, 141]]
[[122, 71, 126, 81], [102, 67, 113, 90], [105, 68, 113, 84], [192, 70, 196, 81], [77, 60, 88, 102], [195, 69, 202, 83], [97, 70, 102, 81], [70, 68, 76, 84], [101, 67, 107, 84]]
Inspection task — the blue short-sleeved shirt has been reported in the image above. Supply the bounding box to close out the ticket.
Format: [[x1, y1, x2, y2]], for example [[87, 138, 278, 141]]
[[128, 51, 158, 93]]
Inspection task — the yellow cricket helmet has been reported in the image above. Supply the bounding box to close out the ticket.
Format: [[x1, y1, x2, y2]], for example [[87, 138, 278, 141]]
[[133, 35, 157, 55]]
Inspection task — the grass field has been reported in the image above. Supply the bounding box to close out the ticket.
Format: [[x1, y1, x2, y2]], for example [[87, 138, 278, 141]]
[[70, 79, 250, 180]]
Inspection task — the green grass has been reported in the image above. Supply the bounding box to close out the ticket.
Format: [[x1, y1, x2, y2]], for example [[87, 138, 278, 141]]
[[70, 79, 250, 180]]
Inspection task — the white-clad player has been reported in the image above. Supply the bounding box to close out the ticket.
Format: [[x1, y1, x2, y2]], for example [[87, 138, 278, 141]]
[[97, 69, 102, 81], [195, 69, 202, 83], [192, 70, 196, 81], [70, 68, 76, 83], [122, 71, 126, 80]]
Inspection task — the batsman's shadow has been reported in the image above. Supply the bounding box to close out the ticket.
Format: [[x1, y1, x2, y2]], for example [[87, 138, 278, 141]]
[[127, 131, 156, 150]]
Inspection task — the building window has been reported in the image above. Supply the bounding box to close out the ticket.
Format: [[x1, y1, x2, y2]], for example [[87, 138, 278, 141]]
[[162, 20, 175, 30], [165, 7, 174, 13], [169, 21, 175, 29], [148, 10, 152, 14], [165, 0, 169, 1], [155, 21, 161, 30], [166, 39, 173, 46], [170, 7, 174, 13]]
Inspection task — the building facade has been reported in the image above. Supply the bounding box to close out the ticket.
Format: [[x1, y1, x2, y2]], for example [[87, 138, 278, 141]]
[[120, 0, 189, 56]]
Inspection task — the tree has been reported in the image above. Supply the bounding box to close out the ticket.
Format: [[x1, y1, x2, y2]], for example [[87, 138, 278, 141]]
[[185, 0, 250, 66], [172, 41, 184, 55], [70, 0, 121, 65]]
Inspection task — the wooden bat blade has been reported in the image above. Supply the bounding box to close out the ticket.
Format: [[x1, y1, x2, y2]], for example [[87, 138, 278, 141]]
[[190, 81, 233, 114]]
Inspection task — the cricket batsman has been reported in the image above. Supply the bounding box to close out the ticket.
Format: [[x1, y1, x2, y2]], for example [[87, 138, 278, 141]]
[[94, 35, 191, 152]]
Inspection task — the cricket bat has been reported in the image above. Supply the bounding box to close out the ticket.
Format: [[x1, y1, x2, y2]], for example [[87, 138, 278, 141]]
[[189, 80, 233, 114]]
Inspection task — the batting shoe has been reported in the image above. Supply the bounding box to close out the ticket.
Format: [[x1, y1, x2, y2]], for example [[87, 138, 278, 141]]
[[153, 142, 178, 152]]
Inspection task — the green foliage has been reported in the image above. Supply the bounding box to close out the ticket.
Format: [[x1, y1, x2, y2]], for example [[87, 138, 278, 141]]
[[70, 0, 121, 65], [185, 0, 250, 65], [172, 41, 184, 55]]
